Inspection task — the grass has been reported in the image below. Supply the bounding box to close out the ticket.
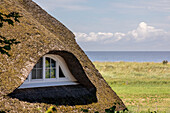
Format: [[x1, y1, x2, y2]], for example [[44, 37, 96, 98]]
[[93, 61, 170, 112]]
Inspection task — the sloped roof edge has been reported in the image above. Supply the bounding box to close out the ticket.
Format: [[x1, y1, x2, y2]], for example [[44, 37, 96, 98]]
[[20, 0, 75, 41]]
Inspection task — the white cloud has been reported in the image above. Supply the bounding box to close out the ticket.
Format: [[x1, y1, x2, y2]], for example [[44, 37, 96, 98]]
[[74, 22, 170, 43], [74, 32, 125, 43], [127, 22, 167, 41], [114, 32, 125, 41]]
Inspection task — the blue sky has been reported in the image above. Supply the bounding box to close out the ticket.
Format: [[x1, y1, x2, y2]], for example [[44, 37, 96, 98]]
[[33, 0, 170, 51]]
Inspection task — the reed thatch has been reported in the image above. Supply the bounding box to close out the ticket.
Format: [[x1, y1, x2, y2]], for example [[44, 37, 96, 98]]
[[0, 0, 127, 112]]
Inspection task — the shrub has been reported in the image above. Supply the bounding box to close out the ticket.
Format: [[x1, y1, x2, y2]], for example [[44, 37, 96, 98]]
[[162, 60, 168, 65]]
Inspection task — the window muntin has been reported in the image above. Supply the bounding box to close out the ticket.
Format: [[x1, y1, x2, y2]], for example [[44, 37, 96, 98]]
[[32, 58, 43, 79], [45, 57, 56, 78]]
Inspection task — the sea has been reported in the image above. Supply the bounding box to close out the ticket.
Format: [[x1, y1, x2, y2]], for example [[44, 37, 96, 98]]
[[85, 51, 170, 62]]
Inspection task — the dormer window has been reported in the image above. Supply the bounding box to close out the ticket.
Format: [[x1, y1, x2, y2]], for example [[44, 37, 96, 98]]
[[19, 54, 78, 89]]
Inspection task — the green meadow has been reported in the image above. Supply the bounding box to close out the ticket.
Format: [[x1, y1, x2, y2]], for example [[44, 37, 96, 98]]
[[93, 62, 170, 112]]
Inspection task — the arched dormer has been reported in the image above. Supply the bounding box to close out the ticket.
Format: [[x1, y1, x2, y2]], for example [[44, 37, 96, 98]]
[[9, 51, 97, 105], [19, 54, 78, 89]]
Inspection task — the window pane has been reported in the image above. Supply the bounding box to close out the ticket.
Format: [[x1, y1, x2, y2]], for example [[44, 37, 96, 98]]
[[46, 57, 50, 68], [37, 69, 43, 79], [59, 66, 65, 78], [51, 68, 56, 78], [51, 59, 56, 68], [45, 69, 50, 78], [32, 69, 36, 79], [36, 58, 42, 68]]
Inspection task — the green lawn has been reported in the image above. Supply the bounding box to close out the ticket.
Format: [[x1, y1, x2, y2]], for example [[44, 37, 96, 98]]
[[93, 62, 170, 113]]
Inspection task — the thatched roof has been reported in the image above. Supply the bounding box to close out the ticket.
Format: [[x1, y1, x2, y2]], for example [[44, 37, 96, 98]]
[[0, 0, 126, 112]]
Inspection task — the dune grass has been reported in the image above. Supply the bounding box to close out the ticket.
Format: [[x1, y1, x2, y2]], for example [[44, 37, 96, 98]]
[[93, 61, 170, 112]]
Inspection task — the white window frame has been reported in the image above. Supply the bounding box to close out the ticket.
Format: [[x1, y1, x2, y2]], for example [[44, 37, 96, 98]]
[[19, 54, 78, 89]]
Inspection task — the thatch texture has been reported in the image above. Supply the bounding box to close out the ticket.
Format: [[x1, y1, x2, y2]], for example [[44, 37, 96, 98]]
[[0, 0, 127, 112]]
